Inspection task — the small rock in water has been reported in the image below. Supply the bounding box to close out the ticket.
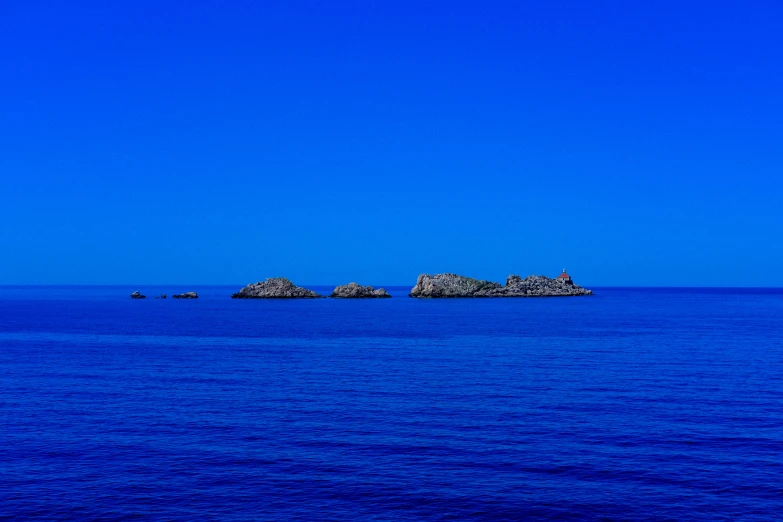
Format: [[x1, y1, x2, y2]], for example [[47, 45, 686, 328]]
[[130, 291, 146, 299], [232, 278, 323, 298], [330, 282, 392, 298], [172, 292, 198, 299]]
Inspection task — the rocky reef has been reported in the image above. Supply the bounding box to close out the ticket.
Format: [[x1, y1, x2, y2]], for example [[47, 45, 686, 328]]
[[172, 292, 198, 299], [231, 278, 323, 298], [409, 273, 592, 297], [330, 282, 391, 298], [408, 273, 502, 298], [130, 291, 146, 299], [486, 275, 593, 297]]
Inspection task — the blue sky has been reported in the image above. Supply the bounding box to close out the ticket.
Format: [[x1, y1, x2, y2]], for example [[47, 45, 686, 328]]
[[1, 1, 781, 286]]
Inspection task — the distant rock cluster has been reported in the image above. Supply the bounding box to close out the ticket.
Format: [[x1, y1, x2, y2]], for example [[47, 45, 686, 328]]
[[130, 291, 196, 299], [230, 278, 393, 299], [131, 272, 593, 300], [330, 282, 391, 298], [409, 273, 592, 298]]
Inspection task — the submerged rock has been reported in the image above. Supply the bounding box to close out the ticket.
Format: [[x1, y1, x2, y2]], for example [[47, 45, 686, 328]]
[[408, 273, 501, 297], [172, 292, 198, 299], [130, 291, 146, 299], [232, 278, 323, 298], [330, 282, 391, 298], [409, 273, 592, 297]]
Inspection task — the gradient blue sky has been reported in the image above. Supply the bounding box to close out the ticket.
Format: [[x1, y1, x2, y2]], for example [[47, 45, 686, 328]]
[[1, 1, 781, 286]]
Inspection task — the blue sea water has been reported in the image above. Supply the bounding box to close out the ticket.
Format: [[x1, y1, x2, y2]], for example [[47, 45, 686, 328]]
[[1, 285, 782, 521]]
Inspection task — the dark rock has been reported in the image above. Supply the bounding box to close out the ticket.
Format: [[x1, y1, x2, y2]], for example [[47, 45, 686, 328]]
[[409, 273, 593, 298], [231, 278, 323, 298], [408, 273, 501, 297], [330, 282, 391, 298], [172, 292, 198, 299], [130, 291, 146, 299]]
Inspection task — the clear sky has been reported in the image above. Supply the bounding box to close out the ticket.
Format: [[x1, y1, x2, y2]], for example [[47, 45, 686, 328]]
[[1, 1, 781, 286]]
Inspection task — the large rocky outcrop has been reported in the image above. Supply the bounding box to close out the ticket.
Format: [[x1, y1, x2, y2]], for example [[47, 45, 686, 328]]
[[231, 278, 323, 298], [481, 275, 593, 297], [330, 282, 391, 298], [172, 292, 198, 299], [408, 273, 502, 297], [130, 291, 146, 299], [409, 273, 592, 297]]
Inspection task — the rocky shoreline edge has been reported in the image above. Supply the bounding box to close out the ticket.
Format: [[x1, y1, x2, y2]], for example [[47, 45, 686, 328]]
[[131, 271, 592, 299]]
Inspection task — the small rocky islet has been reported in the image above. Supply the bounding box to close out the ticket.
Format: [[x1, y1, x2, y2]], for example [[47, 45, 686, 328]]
[[231, 277, 324, 298], [329, 282, 391, 298], [172, 292, 198, 299], [132, 271, 592, 299], [408, 271, 592, 298]]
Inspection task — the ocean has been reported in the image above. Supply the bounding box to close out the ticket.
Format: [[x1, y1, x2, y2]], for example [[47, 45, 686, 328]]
[[1, 286, 781, 520]]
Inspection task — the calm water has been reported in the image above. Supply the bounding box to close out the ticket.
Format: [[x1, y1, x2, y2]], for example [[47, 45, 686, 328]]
[[1, 286, 782, 520]]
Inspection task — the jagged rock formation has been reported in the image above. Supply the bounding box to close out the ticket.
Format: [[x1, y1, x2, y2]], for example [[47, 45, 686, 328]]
[[330, 282, 391, 298], [482, 275, 593, 297], [409, 273, 592, 297], [408, 273, 501, 297], [172, 292, 198, 299], [130, 291, 146, 299], [231, 278, 323, 298]]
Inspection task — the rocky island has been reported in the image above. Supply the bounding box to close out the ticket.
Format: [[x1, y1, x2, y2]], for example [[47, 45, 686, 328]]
[[231, 278, 323, 298], [172, 292, 198, 299], [330, 282, 391, 298], [130, 291, 146, 299], [408, 274, 501, 298], [409, 270, 592, 298]]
